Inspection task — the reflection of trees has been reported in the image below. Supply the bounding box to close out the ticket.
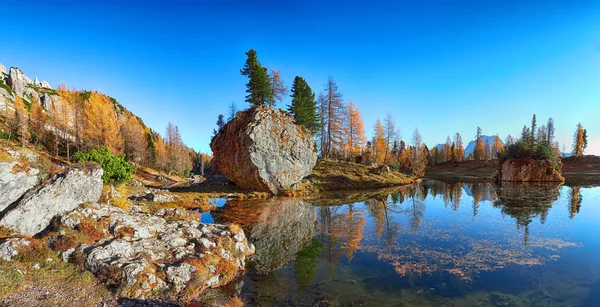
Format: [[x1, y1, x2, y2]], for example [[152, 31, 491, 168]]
[[569, 187, 582, 219], [366, 196, 401, 248], [212, 197, 317, 274], [465, 183, 496, 217], [317, 204, 366, 266], [294, 238, 322, 289], [404, 186, 426, 234], [493, 182, 561, 245]]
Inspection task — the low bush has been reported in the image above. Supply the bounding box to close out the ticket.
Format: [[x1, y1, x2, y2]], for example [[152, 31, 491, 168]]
[[73, 147, 136, 184]]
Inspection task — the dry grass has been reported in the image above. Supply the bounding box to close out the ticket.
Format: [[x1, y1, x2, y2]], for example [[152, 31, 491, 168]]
[[305, 159, 419, 191], [0, 236, 110, 303]]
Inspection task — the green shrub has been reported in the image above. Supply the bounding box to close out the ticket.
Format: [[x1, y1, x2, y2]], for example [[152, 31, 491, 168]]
[[73, 147, 136, 184], [498, 141, 559, 168]]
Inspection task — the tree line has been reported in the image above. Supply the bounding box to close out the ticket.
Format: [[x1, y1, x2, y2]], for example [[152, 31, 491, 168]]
[[2, 85, 208, 177], [215, 49, 591, 173]]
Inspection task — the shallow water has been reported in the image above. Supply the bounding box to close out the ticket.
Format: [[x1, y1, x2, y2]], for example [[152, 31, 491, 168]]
[[210, 181, 600, 306]]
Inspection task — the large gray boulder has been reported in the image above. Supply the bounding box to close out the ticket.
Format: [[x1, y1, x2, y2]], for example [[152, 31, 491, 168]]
[[0, 166, 103, 236], [0, 161, 40, 212], [210, 106, 317, 194]]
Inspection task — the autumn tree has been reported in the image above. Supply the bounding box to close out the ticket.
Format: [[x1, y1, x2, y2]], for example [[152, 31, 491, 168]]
[[383, 112, 398, 165], [240, 49, 272, 106], [411, 128, 427, 177], [146, 132, 157, 167], [372, 119, 386, 165], [346, 100, 366, 158], [227, 102, 237, 121], [454, 133, 465, 161], [29, 100, 46, 147], [491, 135, 504, 159], [121, 114, 148, 165], [572, 123, 586, 157], [288, 76, 319, 134], [82, 92, 123, 154], [473, 127, 485, 161], [268, 69, 287, 107], [13, 97, 29, 147], [321, 76, 345, 158]]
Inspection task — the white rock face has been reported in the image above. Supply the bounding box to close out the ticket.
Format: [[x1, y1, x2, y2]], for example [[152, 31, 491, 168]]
[[7, 67, 34, 98], [0, 238, 31, 261], [56, 203, 255, 298], [0, 162, 40, 212], [0, 167, 103, 236], [0, 63, 6, 75]]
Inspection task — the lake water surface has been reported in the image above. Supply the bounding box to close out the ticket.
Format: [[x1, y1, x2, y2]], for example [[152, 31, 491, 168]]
[[206, 181, 600, 306]]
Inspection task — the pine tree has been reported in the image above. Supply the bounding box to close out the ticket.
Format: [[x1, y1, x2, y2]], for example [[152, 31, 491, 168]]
[[454, 133, 465, 161], [146, 132, 157, 167], [546, 118, 555, 145], [288, 76, 319, 133], [240, 49, 272, 106], [530, 114, 537, 153], [213, 114, 225, 137], [411, 128, 426, 176]]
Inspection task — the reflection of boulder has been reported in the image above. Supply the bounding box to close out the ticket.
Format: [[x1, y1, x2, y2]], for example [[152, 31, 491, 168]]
[[213, 197, 317, 274], [493, 182, 561, 243]]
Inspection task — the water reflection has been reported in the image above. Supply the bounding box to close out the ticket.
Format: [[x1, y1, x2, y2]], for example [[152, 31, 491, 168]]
[[212, 181, 598, 306], [212, 198, 316, 275]]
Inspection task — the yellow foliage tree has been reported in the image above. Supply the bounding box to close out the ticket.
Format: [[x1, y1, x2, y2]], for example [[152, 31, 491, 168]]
[[372, 119, 386, 165], [347, 101, 366, 158], [83, 92, 123, 154]]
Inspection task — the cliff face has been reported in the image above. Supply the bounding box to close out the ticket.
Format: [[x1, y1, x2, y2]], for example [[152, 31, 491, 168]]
[[210, 106, 317, 194], [1, 64, 60, 113], [494, 158, 564, 182]]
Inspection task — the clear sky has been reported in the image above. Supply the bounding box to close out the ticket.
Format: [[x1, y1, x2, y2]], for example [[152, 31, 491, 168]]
[[1, 0, 599, 154]]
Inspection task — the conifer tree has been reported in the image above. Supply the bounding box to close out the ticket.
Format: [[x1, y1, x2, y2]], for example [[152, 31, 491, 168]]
[[491, 135, 504, 159], [572, 123, 585, 157], [288, 76, 318, 133], [213, 114, 225, 137], [530, 114, 537, 153], [322, 76, 345, 158], [228, 102, 237, 121], [372, 119, 386, 165], [240, 49, 272, 106]]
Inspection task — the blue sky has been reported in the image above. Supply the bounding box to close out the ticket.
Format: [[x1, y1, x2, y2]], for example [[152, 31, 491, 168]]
[[1, 0, 599, 154]]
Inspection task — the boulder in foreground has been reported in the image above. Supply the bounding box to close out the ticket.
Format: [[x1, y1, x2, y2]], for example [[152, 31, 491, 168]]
[[210, 106, 317, 194], [0, 165, 103, 236]]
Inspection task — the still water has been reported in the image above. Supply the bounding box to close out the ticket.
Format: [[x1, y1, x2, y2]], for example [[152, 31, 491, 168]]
[[206, 181, 600, 306]]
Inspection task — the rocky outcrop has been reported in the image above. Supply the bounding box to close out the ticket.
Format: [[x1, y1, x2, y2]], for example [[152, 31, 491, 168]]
[[7, 67, 34, 98], [0, 162, 40, 212], [0, 64, 6, 76], [56, 204, 254, 298], [0, 238, 31, 261], [213, 197, 317, 274], [0, 166, 103, 236], [210, 106, 317, 194], [494, 158, 564, 182]]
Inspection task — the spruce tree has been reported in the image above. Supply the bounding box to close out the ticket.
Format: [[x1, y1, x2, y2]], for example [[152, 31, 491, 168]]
[[240, 49, 272, 106], [213, 114, 225, 137], [288, 76, 318, 134]]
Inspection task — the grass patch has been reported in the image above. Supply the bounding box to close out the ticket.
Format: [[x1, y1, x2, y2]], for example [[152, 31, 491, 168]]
[[305, 159, 419, 191]]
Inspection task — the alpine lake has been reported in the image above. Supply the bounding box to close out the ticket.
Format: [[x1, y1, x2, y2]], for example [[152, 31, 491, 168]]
[[200, 180, 600, 306]]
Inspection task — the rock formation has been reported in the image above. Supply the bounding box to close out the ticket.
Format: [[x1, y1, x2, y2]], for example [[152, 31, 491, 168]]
[[213, 197, 317, 274], [56, 204, 255, 298], [494, 158, 564, 182], [0, 165, 103, 236], [210, 106, 317, 194], [0, 161, 40, 212], [0, 64, 58, 114]]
